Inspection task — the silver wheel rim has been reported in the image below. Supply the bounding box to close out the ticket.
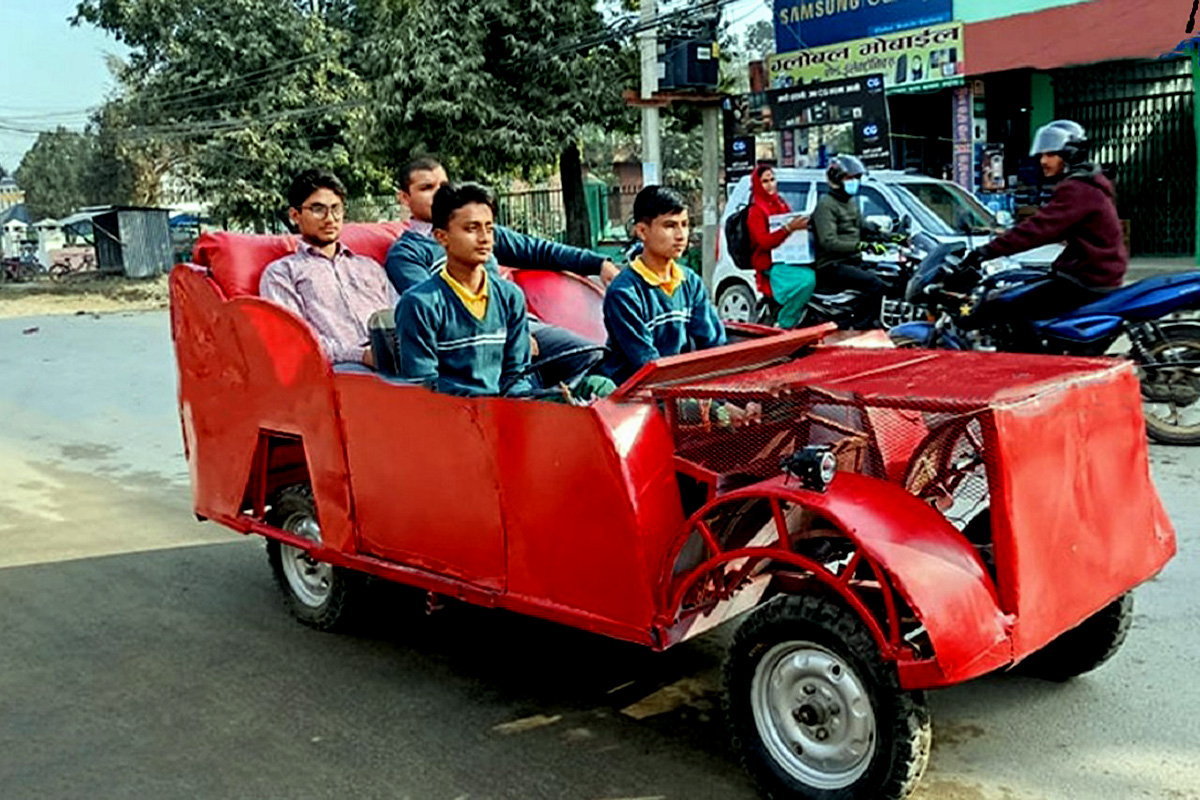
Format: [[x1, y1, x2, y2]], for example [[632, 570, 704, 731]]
[[279, 513, 331, 608], [719, 289, 753, 323], [1140, 339, 1200, 434], [751, 641, 876, 789]]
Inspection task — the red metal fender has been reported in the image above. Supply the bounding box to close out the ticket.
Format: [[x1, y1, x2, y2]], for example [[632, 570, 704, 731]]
[[659, 472, 1013, 688]]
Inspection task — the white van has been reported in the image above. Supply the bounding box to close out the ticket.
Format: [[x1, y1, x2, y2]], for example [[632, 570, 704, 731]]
[[712, 168, 1061, 323]]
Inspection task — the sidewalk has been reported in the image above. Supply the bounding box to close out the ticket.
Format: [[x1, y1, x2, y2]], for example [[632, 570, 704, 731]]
[[1127, 256, 1196, 280]]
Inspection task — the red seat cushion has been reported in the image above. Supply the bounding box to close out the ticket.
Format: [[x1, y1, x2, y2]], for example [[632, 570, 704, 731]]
[[194, 222, 408, 298], [503, 267, 607, 345]]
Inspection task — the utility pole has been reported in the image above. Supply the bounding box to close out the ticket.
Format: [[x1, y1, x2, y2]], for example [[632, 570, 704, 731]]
[[701, 104, 720, 289], [638, 0, 661, 185]]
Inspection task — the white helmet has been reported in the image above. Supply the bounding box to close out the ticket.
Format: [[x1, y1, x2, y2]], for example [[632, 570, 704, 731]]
[[1030, 120, 1089, 164]]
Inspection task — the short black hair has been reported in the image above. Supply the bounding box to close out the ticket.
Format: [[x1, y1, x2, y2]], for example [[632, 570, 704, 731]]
[[399, 156, 443, 192], [633, 185, 687, 224], [287, 168, 346, 211], [431, 182, 497, 231]]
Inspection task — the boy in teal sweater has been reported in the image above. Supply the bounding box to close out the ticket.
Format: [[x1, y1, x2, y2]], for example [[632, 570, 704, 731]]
[[602, 186, 727, 384], [397, 183, 533, 397]]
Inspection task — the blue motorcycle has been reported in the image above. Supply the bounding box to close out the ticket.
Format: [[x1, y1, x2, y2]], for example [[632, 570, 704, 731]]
[[891, 239, 1200, 445]]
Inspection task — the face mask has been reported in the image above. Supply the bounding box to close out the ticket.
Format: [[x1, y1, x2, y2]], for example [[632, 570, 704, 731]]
[[843, 179, 861, 196]]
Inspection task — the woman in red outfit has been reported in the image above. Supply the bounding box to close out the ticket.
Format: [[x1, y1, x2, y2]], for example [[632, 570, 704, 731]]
[[747, 165, 814, 327]]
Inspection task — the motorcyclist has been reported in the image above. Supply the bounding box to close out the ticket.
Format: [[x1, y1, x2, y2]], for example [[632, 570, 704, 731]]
[[810, 154, 889, 327], [961, 120, 1127, 323]]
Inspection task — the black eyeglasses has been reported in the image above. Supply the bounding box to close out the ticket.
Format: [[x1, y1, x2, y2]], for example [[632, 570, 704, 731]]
[[302, 202, 345, 220]]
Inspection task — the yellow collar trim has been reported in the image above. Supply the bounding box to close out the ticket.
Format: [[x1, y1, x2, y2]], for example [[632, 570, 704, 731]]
[[630, 256, 684, 297], [439, 268, 489, 319]]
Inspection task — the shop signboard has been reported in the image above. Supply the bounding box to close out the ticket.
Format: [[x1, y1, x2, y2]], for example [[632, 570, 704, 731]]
[[952, 85, 974, 192], [768, 22, 965, 93], [774, 0, 952, 52], [723, 94, 775, 181], [768, 74, 893, 169]]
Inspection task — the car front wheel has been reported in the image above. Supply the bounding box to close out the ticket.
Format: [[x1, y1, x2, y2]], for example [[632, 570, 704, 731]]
[[724, 595, 931, 799]]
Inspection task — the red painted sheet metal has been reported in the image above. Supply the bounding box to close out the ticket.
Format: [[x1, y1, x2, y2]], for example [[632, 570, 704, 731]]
[[657, 345, 1122, 404], [334, 373, 683, 629], [610, 324, 837, 401], [987, 363, 1176, 659], [486, 398, 680, 630], [334, 376, 508, 589], [706, 474, 1011, 684], [169, 266, 356, 553], [965, 0, 1185, 75]]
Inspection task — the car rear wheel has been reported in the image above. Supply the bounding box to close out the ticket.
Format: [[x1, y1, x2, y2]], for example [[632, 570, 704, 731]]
[[1016, 592, 1133, 682], [724, 595, 931, 799], [717, 282, 758, 324], [265, 484, 362, 631]]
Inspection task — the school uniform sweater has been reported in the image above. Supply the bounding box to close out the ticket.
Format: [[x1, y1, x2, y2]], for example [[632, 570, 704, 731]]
[[384, 222, 607, 295], [601, 258, 727, 384], [397, 269, 533, 397]]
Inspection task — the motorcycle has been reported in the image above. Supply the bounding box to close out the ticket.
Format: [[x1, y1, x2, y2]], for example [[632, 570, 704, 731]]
[[890, 241, 1200, 445], [765, 232, 928, 330]]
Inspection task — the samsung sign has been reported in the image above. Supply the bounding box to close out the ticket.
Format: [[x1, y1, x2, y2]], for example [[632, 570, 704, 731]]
[[775, 0, 953, 51]]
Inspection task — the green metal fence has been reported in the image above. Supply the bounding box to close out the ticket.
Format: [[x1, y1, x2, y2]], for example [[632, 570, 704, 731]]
[[1055, 57, 1195, 257]]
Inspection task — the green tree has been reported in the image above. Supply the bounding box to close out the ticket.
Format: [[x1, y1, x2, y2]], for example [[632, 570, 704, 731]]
[[74, 0, 390, 228], [16, 129, 98, 220], [362, 0, 635, 179]]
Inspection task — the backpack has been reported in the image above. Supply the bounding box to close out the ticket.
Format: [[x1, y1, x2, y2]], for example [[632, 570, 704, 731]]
[[724, 204, 755, 271]]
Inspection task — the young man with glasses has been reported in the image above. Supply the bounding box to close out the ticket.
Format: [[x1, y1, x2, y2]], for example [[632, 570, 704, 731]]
[[260, 168, 396, 367]]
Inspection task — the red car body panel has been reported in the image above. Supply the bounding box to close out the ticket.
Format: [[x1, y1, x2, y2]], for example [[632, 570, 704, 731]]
[[171, 223, 1176, 691]]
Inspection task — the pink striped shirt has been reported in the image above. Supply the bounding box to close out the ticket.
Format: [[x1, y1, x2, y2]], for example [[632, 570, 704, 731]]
[[259, 241, 397, 364]]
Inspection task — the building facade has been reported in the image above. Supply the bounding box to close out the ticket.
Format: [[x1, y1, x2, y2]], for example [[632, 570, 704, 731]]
[[767, 0, 1196, 256]]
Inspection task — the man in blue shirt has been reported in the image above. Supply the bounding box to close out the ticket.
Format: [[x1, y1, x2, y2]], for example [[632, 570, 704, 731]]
[[385, 156, 620, 294], [397, 183, 533, 397], [602, 186, 727, 384]]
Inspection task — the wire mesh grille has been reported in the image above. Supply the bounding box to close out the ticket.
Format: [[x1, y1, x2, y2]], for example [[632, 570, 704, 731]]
[[667, 387, 994, 531]]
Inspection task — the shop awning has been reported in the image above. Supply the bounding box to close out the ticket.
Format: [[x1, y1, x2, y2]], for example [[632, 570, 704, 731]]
[[965, 0, 1191, 75]]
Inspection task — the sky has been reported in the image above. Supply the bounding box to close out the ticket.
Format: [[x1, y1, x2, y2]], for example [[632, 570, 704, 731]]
[[0, 0, 127, 173], [0, 0, 770, 177]]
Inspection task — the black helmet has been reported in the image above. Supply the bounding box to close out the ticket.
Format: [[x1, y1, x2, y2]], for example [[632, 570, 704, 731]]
[[1030, 120, 1090, 165], [826, 154, 867, 187]]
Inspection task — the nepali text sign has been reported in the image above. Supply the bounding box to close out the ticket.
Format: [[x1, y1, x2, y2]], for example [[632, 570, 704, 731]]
[[768, 22, 964, 93], [774, 0, 953, 52], [768, 74, 892, 169]]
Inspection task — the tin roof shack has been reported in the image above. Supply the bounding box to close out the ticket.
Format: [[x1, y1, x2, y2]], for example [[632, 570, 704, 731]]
[[92, 207, 172, 278]]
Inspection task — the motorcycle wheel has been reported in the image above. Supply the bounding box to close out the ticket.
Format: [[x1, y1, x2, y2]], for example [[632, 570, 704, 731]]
[[1137, 326, 1200, 445]]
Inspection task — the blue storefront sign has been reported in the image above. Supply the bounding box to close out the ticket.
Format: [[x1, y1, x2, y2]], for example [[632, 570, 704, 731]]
[[775, 0, 954, 51]]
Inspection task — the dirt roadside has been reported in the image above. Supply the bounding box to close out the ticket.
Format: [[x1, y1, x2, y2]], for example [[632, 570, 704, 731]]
[[0, 275, 171, 319]]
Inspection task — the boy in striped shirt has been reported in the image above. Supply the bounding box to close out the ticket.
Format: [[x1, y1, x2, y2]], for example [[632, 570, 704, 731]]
[[601, 186, 727, 384], [397, 183, 533, 396]]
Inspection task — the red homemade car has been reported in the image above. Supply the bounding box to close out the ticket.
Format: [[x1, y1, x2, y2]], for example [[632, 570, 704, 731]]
[[171, 223, 1175, 800]]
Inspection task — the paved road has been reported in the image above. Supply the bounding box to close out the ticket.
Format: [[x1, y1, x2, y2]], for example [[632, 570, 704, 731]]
[[0, 311, 1197, 800]]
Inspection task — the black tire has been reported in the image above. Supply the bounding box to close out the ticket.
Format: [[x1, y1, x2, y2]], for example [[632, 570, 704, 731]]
[[724, 595, 931, 800], [717, 282, 759, 325], [265, 484, 362, 631], [1016, 592, 1133, 682], [1137, 326, 1200, 445]]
